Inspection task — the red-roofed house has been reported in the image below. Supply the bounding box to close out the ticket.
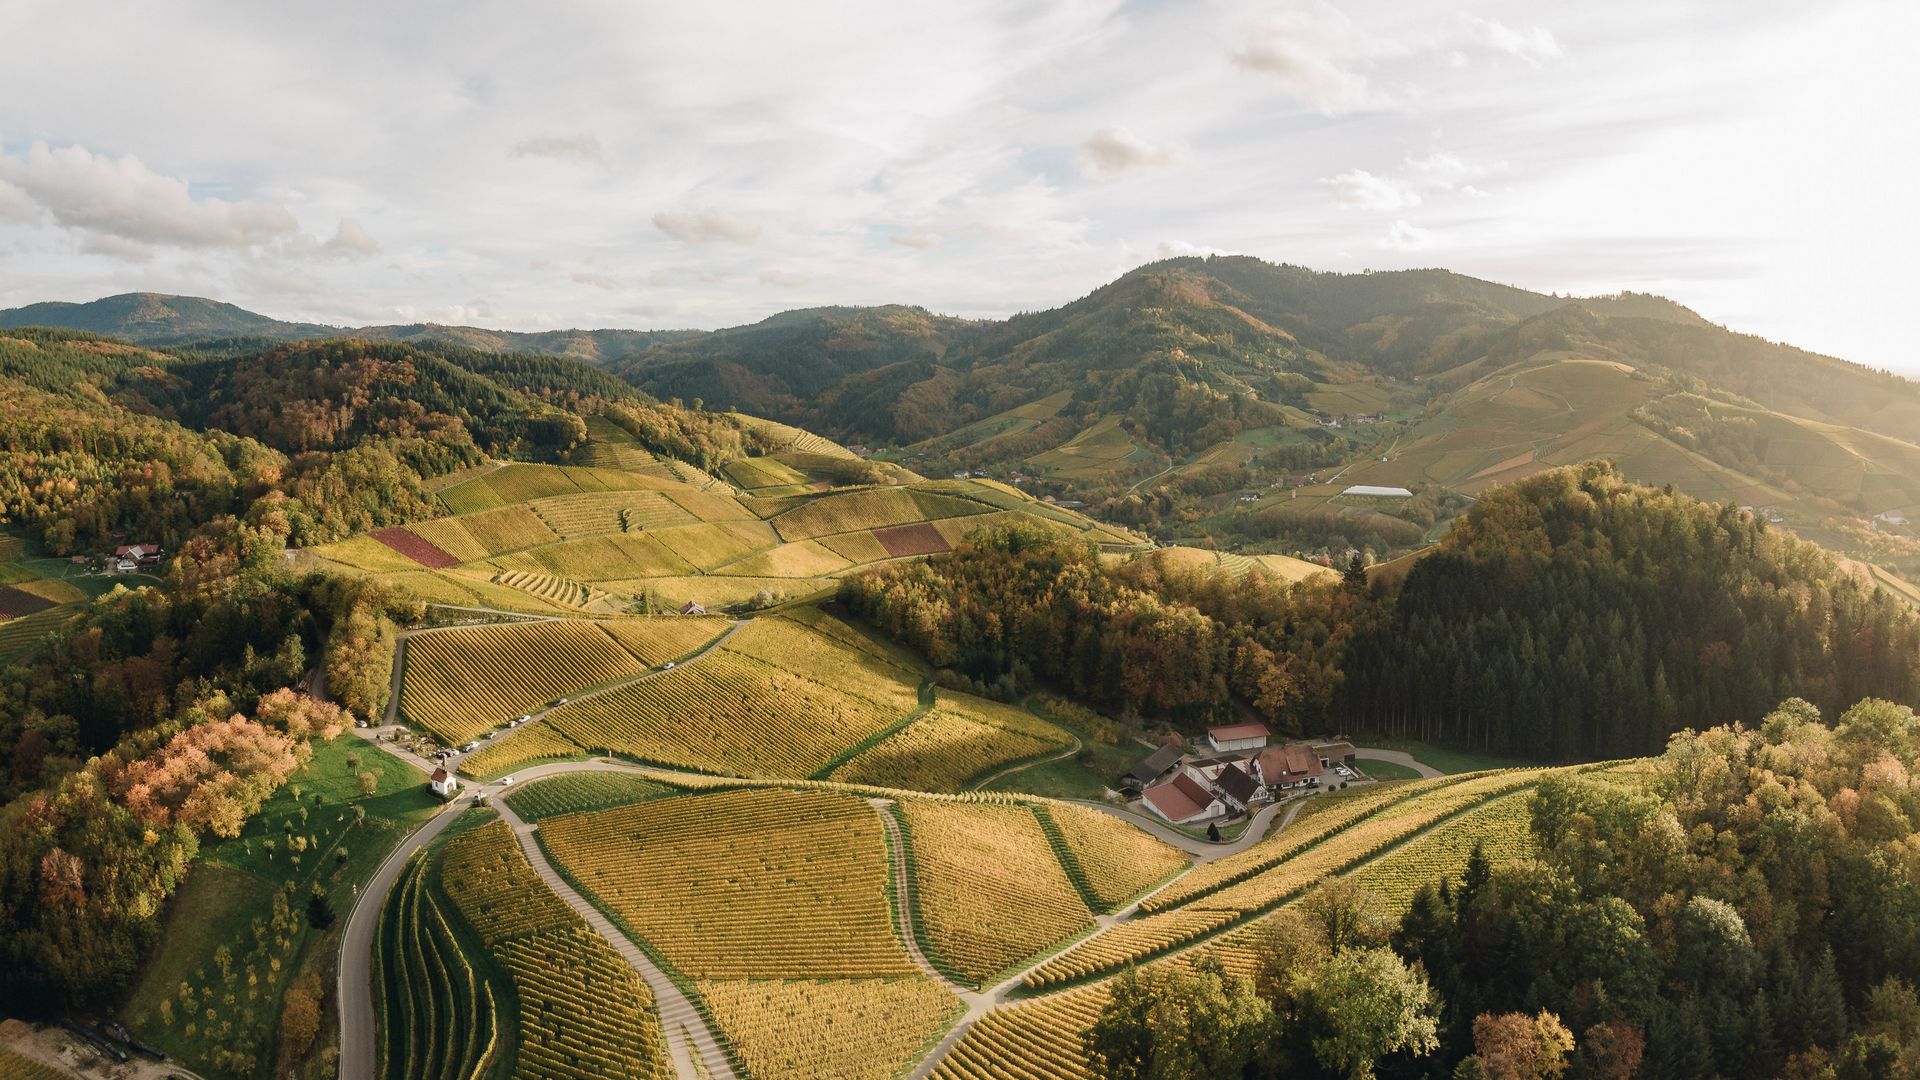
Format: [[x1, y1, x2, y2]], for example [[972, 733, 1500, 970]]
[[1141, 770, 1224, 824], [1255, 743, 1324, 791], [429, 767, 459, 798], [1206, 723, 1272, 753]]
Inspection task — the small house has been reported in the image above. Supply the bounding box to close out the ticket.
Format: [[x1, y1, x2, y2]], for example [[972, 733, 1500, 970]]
[[1214, 763, 1265, 811], [679, 601, 708, 616], [1255, 743, 1324, 790], [1142, 770, 1224, 824], [1124, 745, 1183, 788], [429, 768, 459, 798], [1206, 723, 1272, 754], [1876, 510, 1909, 527]]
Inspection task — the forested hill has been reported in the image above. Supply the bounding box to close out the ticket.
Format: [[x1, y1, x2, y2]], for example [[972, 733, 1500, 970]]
[[1338, 461, 1920, 758], [0, 329, 758, 552], [845, 462, 1920, 760]]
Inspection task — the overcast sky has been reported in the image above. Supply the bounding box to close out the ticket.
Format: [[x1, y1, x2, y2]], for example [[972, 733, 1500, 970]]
[[1, 0, 1913, 370]]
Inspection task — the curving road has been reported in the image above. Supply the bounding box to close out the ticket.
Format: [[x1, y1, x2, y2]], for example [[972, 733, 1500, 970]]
[[1352, 747, 1444, 778]]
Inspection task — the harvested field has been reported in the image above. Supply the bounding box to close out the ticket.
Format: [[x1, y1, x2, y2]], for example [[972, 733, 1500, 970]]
[[0, 585, 56, 618], [873, 522, 951, 557]]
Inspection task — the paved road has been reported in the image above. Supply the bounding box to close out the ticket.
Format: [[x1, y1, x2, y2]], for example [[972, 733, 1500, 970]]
[[1353, 747, 1444, 778], [1064, 796, 1291, 860], [496, 799, 737, 1079], [335, 799, 465, 1080]]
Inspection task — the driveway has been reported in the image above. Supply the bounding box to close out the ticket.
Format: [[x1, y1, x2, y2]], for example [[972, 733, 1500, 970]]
[[1352, 747, 1443, 778]]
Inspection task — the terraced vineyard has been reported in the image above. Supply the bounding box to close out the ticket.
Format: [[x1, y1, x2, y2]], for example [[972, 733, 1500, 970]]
[[830, 694, 1075, 793], [1344, 788, 1538, 911], [490, 569, 604, 609], [898, 799, 1096, 987], [439, 821, 671, 1079], [400, 620, 657, 744], [459, 723, 587, 779], [542, 617, 917, 777], [405, 506, 559, 562], [772, 488, 988, 541], [539, 787, 917, 979], [377, 853, 501, 1080]]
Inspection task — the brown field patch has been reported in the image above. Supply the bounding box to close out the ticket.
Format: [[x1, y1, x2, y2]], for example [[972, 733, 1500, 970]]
[[872, 522, 951, 558], [370, 526, 459, 568], [0, 585, 57, 619]]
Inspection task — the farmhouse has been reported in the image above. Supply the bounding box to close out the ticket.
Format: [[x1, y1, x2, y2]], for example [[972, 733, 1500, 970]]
[[1142, 770, 1224, 824], [1213, 762, 1265, 811], [114, 543, 164, 565], [1877, 509, 1909, 526], [1206, 722, 1271, 754], [1342, 485, 1413, 498], [429, 768, 459, 798], [1255, 743, 1324, 790], [1123, 744, 1183, 788]]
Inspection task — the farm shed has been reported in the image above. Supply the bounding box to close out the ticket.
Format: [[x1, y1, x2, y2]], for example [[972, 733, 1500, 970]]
[[1312, 740, 1356, 768], [1206, 722, 1271, 754], [1342, 485, 1413, 497], [1124, 745, 1182, 787], [1142, 771, 1223, 825]]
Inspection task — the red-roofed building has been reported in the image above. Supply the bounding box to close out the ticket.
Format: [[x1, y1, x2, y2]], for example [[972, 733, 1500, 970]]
[[1206, 722, 1272, 753], [429, 767, 459, 798], [1255, 743, 1324, 791], [1214, 762, 1266, 811], [1141, 770, 1224, 824]]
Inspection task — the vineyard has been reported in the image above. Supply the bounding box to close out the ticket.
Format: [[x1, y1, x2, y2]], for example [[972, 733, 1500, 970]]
[[724, 456, 809, 490], [830, 695, 1075, 793], [530, 491, 697, 537], [897, 799, 1096, 987], [459, 723, 586, 779], [1021, 769, 1561, 990], [711, 539, 854, 578], [1345, 789, 1537, 912], [696, 977, 960, 1080], [439, 821, 671, 1079], [1032, 802, 1190, 912], [928, 985, 1110, 1080], [373, 526, 461, 569], [542, 618, 917, 777], [377, 852, 501, 1080], [400, 620, 653, 744], [0, 604, 79, 662], [502, 772, 676, 823], [491, 534, 697, 581], [771, 488, 988, 542], [437, 463, 655, 515], [405, 506, 559, 562], [539, 787, 919, 979], [490, 570, 604, 609]]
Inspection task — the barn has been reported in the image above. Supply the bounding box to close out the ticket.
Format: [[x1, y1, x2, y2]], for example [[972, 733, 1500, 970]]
[[1205, 723, 1272, 754], [1141, 771, 1223, 825]]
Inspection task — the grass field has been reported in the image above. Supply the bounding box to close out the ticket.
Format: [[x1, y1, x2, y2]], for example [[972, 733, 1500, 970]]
[[120, 735, 442, 1078]]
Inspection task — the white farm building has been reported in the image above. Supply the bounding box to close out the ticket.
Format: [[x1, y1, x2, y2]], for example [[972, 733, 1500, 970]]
[[1343, 485, 1413, 498]]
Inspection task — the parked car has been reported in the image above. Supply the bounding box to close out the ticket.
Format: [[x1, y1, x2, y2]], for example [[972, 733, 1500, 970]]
[[354, 718, 370, 728], [461, 741, 481, 752], [549, 697, 570, 707], [500, 775, 516, 785], [663, 661, 676, 670]]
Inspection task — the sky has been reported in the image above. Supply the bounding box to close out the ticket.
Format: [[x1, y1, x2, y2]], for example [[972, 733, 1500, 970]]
[[0, 0, 1914, 370]]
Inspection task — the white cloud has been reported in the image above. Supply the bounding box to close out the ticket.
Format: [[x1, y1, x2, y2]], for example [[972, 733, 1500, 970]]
[[0, 180, 35, 224], [1229, 3, 1392, 114], [1462, 16, 1563, 66], [759, 268, 806, 287], [652, 209, 761, 245], [1081, 127, 1176, 177], [508, 134, 608, 167], [888, 230, 941, 250], [1322, 168, 1421, 210], [322, 218, 380, 258], [0, 142, 297, 250], [1381, 219, 1436, 250]]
